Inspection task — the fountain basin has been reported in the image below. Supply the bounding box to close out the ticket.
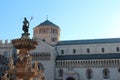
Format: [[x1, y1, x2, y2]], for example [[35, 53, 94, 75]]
[[12, 38, 38, 50]]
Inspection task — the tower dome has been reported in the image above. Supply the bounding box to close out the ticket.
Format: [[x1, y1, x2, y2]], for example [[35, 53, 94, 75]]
[[33, 20, 60, 45]]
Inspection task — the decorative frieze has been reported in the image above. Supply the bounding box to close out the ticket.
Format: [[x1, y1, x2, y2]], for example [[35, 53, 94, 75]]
[[31, 52, 51, 60], [56, 59, 120, 68]]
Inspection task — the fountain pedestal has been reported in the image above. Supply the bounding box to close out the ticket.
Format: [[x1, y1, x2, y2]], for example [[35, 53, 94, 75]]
[[11, 17, 39, 80], [12, 38, 38, 80]]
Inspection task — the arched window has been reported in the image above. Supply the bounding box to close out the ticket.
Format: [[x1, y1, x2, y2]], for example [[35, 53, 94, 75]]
[[43, 29, 46, 33], [86, 48, 90, 53], [42, 39, 46, 42], [39, 29, 41, 33], [86, 69, 93, 79], [73, 49, 76, 54], [52, 38, 56, 42], [116, 47, 120, 52], [103, 68, 110, 79], [101, 48, 105, 53], [118, 68, 120, 72], [58, 69, 63, 77], [61, 50, 64, 54]]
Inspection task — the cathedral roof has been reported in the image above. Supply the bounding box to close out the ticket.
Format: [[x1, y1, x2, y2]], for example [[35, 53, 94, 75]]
[[56, 53, 120, 60], [37, 20, 59, 28], [58, 38, 120, 45]]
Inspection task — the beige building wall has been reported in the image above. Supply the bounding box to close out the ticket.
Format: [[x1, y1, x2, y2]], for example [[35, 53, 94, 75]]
[[30, 39, 57, 80], [57, 43, 120, 55], [0, 40, 13, 57]]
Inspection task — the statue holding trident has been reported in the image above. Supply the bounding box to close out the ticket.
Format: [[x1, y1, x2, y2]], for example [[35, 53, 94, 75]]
[[22, 17, 29, 33], [22, 17, 32, 38]]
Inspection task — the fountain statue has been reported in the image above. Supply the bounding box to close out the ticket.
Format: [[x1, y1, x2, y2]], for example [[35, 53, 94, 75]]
[[21, 17, 30, 39], [1, 71, 9, 80], [1, 17, 45, 80]]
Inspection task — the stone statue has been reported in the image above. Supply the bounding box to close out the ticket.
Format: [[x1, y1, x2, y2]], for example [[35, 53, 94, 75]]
[[1, 71, 9, 80], [22, 17, 29, 33], [38, 69, 45, 80], [32, 61, 39, 76], [8, 57, 15, 70], [25, 56, 32, 71], [34, 69, 45, 80]]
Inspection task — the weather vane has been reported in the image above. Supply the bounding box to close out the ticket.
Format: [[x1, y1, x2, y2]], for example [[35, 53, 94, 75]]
[[46, 15, 48, 20]]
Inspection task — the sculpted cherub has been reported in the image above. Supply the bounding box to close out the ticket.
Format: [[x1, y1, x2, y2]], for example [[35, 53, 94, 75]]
[[1, 71, 9, 80], [32, 61, 39, 76], [8, 57, 15, 70], [38, 69, 45, 80]]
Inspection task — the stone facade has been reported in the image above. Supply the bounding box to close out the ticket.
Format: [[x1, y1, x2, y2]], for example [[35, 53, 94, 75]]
[[0, 20, 120, 80]]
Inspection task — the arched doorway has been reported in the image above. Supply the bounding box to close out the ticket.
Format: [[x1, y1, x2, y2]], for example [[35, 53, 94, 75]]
[[67, 77, 75, 80]]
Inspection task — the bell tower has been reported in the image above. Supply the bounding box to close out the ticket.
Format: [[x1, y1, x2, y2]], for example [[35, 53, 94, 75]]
[[33, 20, 60, 45]]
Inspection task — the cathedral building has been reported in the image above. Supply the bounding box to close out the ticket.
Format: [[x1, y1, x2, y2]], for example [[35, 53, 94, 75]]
[[1, 19, 120, 80]]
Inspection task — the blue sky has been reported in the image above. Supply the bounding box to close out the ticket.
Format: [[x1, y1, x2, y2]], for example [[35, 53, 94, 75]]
[[0, 0, 120, 40]]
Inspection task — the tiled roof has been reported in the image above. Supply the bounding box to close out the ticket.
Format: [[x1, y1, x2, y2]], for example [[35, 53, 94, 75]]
[[57, 38, 120, 45], [37, 20, 59, 28], [56, 53, 120, 60]]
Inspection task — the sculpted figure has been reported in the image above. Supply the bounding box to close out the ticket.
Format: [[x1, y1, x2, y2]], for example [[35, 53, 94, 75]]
[[32, 61, 39, 76], [38, 69, 45, 80], [25, 56, 32, 71], [34, 69, 45, 80], [22, 17, 29, 33], [8, 57, 15, 70], [1, 71, 9, 80]]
